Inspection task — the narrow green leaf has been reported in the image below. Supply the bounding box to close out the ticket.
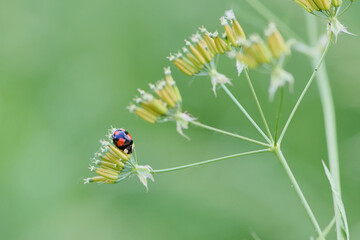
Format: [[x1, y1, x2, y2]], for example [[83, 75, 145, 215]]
[[322, 160, 349, 240]]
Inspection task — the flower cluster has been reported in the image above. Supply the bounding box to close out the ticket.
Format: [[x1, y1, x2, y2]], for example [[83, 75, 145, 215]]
[[294, 0, 353, 38], [169, 9, 293, 99], [84, 132, 131, 184], [168, 10, 248, 94], [235, 23, 293, 99], [84, 128, 154, 189], [294, 0, 342, 13], [127, 67, 195, 138]]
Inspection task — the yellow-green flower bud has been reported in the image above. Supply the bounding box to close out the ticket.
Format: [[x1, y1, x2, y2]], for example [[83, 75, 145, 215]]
[[87, 176, 107, 183], [232, 20, 246, 41], [214, 36, 226, 54], [151, 98, 168, 114], [164, 83, 178, 104], [108, 144, 130, 161], [201, 32, 218, 55], [196, 43, 212, 62], [249, 35, 273, 64], [265, 23, 290, 59], [164, 67, 181, 104], [220, 17, 237, 46], [155, 81, 176, 108], [97, 159, 123, 170], [174, 58, 197, 75], [141, 103, 162, 117], [222, 33, 232, 51], [134, 96, 161, 117], [95, 168, 119, 180], [182, 47, 203, 69], [186, 40, 206, 65], [332, 0, 342, 6], [225, 10, 246, 41], [172, 85, 182, 103], [236, 53, 258, 69], [128, 104, 157, 124], [316, 0, 331, 10], [137, 90, 168, 115], [294, 0, 314, 12], [100, 165, 121, 174], [307, 0, 320, 11], [167, 53, 194, 76]]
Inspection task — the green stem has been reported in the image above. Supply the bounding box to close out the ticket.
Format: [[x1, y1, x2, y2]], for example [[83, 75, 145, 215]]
[[190, 121, 271, 147], [152, 149, 270, 174], [317, 217, 336, 240], [274, 148, 322, 236], [278, 33, 333, 144], [244, 68, 274, 142], [245, 0, 304, 41], [221, 84, 272, 144], [305, 14, 343, 240], [274, 87, 284, 145]]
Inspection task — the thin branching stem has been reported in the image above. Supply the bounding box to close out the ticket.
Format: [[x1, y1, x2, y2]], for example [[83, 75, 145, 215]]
[[244, 68, 274, 142], [220, 84, 272, 144], [241, 2, 342, 237], [152, 149, 270, 174], [278, 33, 333, 144], [190, 121, 271, 147], [306, 14, 343, 240], [274, 87, 284, 145], [274, 148, 323, 235], [317, 217, 336, 240]]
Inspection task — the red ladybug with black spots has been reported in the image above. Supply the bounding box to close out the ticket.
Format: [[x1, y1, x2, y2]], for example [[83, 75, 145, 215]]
[[112, 128, 134, 154]]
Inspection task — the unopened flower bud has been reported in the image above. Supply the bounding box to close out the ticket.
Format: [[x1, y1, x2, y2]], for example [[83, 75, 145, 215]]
[[185, 40, 206, 65], [331, 0, 342, 6], [307, 0, 320, 10], [265, 23, 290, 59], [315, 0, 331, 10], [294, 0, 314, 12], [249, 35, 273, 64], [130, 105, 158, 123], [155, 80, 176, 108], [220, 16, 237, 46]]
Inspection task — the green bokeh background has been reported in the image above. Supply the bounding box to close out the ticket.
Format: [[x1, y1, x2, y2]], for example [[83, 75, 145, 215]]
[[1, 0, 359, 239]]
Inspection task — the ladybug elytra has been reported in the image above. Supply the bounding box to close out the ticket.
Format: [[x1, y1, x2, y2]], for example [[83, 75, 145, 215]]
[[112, 128, 134, 154]]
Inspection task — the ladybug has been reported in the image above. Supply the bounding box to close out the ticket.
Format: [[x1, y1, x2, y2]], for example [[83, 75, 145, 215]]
[[112, 128, 134, 154]]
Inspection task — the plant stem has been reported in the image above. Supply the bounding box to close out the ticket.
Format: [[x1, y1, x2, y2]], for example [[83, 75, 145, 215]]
[[221, 84, 272, 144], [190, 121, 271, 147], [306, 14, 343, 240], [274, 87, 284, 145], [245, 0, 304, 41], [274, 148, 323, 236], [317, 217, 336, 240], [278, 33, 333, 144], [152, 149, 270, 174], [244, 68, 274, 142]]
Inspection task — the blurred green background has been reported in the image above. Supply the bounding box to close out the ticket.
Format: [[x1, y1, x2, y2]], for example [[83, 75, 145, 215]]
[[1, 0, 359, 239]]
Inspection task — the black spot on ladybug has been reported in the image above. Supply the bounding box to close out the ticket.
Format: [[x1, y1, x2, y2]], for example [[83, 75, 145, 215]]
[[112, 129, 134, 154]]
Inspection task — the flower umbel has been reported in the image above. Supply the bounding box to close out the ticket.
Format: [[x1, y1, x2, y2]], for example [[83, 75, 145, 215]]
[[84, 128, 154, 190], [293, 0, 353, 40], [235, 23, 293, 99], [128, 67, 195, 138], [168, 12, 247, 94]]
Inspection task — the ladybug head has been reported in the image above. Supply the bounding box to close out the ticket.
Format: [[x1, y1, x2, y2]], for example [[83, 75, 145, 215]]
[[112, 129, 133, 154]]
